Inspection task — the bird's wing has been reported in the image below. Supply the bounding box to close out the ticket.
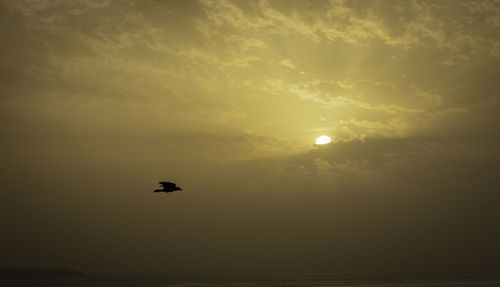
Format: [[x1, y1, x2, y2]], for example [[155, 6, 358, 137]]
[[159, 181, 176, 188]]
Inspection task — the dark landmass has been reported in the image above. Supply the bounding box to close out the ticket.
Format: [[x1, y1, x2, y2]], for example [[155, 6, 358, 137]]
[[0, 268, 89, 280]]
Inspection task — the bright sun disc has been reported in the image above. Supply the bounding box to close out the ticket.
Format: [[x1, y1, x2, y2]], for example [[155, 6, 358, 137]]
[[315, 135, 331, 145]]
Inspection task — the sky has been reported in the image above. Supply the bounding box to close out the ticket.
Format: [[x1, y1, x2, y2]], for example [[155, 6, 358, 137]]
[[1, 0, 499, 276]]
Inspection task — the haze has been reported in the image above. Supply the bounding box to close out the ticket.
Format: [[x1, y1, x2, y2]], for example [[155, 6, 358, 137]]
[[1, 0, 499, 276]]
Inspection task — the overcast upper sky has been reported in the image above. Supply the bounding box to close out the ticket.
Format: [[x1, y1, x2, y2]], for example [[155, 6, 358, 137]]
[[1, 0, 499, 276]]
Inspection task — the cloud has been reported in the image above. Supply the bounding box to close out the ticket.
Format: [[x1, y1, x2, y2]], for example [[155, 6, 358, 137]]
[[195, 0, 500, 60], [212, 131, 500, 272], [279, 58, 296, 69]]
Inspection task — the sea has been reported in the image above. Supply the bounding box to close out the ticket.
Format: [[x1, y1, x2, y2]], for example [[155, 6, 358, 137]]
[[1, 273, 500, 287]]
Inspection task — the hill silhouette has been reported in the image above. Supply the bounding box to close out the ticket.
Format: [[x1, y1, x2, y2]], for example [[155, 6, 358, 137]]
[[0, 268, 89, 280]]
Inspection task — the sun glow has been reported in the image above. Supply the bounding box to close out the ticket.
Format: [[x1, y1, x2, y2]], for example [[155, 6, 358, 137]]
[[315, 135, 331, 145]]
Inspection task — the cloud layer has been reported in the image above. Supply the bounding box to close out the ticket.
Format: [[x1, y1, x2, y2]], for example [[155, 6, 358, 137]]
[[1, 0, 499, 275]]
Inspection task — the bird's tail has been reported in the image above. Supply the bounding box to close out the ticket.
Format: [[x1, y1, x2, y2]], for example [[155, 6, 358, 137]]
[[153, 189, 163, 192]]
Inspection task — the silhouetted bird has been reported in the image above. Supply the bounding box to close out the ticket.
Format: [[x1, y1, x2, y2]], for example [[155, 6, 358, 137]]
[[154, 181, 182, 193]]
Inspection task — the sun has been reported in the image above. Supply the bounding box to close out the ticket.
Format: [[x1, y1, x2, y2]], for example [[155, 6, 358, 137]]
[[315, 135, 331, 145]]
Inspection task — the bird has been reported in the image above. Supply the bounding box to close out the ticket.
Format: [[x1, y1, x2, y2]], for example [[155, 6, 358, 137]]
[[154, 181, 182, 193]]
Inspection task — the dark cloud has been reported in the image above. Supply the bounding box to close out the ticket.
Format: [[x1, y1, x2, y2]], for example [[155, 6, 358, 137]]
[[223, 136, 500, 272]]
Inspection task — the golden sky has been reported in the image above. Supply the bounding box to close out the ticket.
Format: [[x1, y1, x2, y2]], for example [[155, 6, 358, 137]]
[[1, 0, 500, 275]]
